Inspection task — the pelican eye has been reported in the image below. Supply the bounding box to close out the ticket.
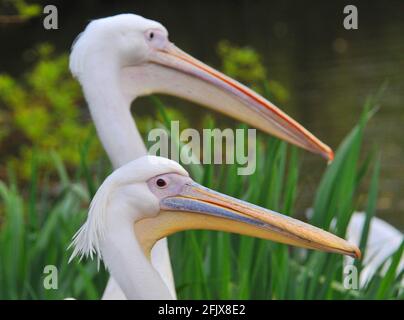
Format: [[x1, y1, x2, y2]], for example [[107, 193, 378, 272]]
[[148, 31, 154, 40], [156, 178, 167, 188]]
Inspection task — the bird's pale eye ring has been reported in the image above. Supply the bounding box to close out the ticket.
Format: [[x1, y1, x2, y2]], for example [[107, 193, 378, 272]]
[[156, 178, 167, 188], [145, 29, 167, 50]]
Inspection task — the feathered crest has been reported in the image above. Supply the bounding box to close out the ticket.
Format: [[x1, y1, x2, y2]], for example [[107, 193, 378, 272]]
[[68, 178, 113, 266]]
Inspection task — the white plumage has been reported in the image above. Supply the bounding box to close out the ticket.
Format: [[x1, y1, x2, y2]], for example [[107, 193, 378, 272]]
[[345, 212, 403, 287]]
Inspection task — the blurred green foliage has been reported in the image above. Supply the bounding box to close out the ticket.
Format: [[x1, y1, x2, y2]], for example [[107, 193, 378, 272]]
[[11, 0, 41, 18], [217, 40, 289, 103], [218, 40, 267, 85], [0, 0, 41, 21], [0, 44, 101, 178]]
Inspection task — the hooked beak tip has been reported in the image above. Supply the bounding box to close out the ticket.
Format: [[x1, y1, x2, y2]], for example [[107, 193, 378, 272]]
[[352, 246, 362, 260], [327, 149, 335, 163], [322, 146, 334, 163]]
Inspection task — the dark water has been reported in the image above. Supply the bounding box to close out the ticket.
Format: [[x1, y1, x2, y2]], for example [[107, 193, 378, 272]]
[[1, 0, 403, 229]]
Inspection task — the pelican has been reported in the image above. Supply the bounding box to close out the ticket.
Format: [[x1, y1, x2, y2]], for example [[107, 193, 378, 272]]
[[69, 13, 334, 299], [345, 212, 403, 287], [305, 208, 403, 287], [69, 155, 360, 299]]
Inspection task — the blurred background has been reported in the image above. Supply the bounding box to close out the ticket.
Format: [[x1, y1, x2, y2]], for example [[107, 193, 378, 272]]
[[1, 0, 402, 228]]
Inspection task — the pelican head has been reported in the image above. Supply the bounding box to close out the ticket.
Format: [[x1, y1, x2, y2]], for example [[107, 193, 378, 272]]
[[70, 156, 360, 299], [70, 13, 333, 161]]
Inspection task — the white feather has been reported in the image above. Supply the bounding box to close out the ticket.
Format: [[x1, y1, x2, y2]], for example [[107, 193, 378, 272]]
[[68, 176, 114, 264]]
